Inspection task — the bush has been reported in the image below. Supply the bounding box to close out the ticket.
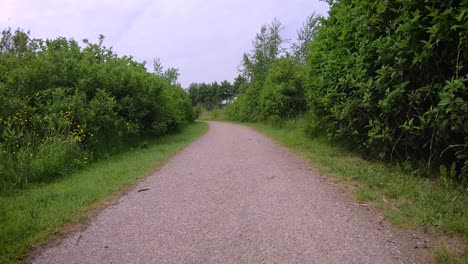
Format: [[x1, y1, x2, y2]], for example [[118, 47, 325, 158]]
[[306, 0, 467, 179], [193, 105, 202, 120], [227, 56, 307, 122], [226, 83, 261, 122], [0, 29, 194, 190], [258, 56, 307, 119], [225, 1, 467, 180]]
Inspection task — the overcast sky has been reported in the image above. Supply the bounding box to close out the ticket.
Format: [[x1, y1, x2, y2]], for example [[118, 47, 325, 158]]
[[0, 0, 329, 87]]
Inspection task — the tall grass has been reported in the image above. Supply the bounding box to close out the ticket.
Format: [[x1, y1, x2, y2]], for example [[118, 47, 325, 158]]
[[0, 135, 82, 191]]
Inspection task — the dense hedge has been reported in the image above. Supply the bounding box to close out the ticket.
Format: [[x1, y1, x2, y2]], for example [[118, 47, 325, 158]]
[[0, 29, 194, 189], [307, 0, 467, 177], [227, 20, 309, 122], [227, 1, 467, 179], [227, 56, 308, 121]]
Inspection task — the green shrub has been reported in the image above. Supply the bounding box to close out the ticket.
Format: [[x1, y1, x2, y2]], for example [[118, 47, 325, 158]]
[[226, 82, 262, 122], [258, 56, 307, 119], [193, 105, 202, 120], [0, 28, 194, 190], [306, 0, 467, 179], [225, 1, 467, 180]]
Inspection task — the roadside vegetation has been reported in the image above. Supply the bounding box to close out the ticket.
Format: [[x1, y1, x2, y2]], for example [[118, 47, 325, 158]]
[[0, 122, 208, 263], [1, 0, 467, 262], [0, 28, 206, 263], [0, 28, 195, 192], [222, 1, 467, 180], [192, 1, 467, 261]]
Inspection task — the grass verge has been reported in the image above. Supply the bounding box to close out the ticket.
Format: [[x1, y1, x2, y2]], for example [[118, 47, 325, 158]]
[[0, 122, 208, 263], [245, 119, 467, 262]]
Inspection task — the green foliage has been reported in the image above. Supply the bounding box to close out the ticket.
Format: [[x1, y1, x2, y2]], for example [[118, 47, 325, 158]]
[[258, 56, 308, 119], [161, 85, 194, 132], [433, 244, 468, 264], [187, 80, 235, 110], [0, 28, 194, 190], [227, 19, 309, 122], [227, 56, 308, 121], [192, 105, 202, 120], [227, 2, 467, 180], [226, 82, 262, 121], [306, 0, 467, 179], [227, 18, 287, 121], [291, 13, 322, 64], [240, 18, 285, 82], [231, 74, 248, 95]]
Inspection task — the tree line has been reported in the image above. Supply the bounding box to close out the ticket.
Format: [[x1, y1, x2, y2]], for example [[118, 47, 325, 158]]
[[0, 28, 194, 190], [225, 0, 467, 180], [187, 75, 246, 110]]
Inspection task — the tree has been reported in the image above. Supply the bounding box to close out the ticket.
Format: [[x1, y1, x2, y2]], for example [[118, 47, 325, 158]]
[[219, 80, 232, 102], [292, 13, 322, 64], [231, 74, 247, 96], [240, 18, 285, 82], [152, 58, 180, 86], [163, 67, 180, 86], [153, 58, 163, 76], [187, 83, 200, 106], [187, 81, 234, 109]]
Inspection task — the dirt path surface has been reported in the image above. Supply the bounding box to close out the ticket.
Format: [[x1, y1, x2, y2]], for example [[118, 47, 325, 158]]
[[32, 122, 433, 264]]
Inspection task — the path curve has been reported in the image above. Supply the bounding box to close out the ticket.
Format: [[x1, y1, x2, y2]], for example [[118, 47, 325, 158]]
[[32, 122, 433, 264]]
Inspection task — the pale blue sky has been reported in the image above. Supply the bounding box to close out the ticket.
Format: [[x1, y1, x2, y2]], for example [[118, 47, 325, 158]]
[[0, 0, 329, 87]]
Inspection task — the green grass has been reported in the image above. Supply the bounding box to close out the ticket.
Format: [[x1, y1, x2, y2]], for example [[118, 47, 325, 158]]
[[432, 242, 468, 264], [0, 122, 208, 263]]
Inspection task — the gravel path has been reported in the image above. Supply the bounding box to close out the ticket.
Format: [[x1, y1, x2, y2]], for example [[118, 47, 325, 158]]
[[32, 122, 433, 264]]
